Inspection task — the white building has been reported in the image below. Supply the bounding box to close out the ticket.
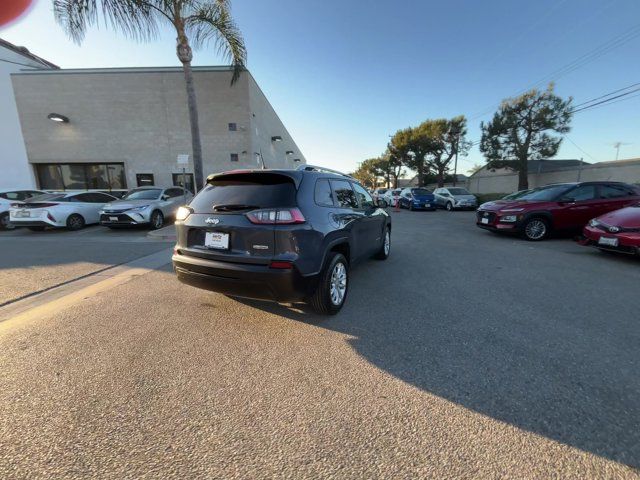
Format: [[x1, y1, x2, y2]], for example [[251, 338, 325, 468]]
[[0, 38, 57, 189]]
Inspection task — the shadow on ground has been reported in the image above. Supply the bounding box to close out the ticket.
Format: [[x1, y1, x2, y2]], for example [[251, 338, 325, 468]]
[[233, 216, 640, 468]]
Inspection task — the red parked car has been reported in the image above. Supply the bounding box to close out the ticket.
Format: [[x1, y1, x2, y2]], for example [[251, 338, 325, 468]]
[[581, 204, 640, 255], [476, 182, 640, 241]]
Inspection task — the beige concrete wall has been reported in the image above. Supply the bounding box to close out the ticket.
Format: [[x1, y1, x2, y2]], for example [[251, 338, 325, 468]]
[[11, 67, 304, 189], [467, 160, 640, 194]]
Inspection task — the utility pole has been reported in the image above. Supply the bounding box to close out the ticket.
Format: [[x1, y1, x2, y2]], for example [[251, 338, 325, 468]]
[[452, 131, 460, 187], [577, 157, 583, 182], [614, 142, 621, 161]]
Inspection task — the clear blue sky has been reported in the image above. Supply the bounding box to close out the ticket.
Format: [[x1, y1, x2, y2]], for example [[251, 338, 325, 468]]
[[2, 0, 640, 174]]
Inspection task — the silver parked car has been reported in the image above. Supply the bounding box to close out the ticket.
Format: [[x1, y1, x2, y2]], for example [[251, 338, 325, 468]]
[[433, 187, 478, 211], [100, 186, 193, 230]]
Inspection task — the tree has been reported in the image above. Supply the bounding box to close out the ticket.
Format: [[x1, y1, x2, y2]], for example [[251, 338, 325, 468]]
[[421, 116, 471, 187], [351, 159, 378, 189], [480, 84, 572, 190], [383, 149, 405, 188], [54, 0, 247, 191], [389, 127, 432, 187]]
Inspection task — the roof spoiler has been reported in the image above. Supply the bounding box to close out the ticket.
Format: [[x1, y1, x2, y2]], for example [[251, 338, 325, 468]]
[[296, 164, 353, 178]]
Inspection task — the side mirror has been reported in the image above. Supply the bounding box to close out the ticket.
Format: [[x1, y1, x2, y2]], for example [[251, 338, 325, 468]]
[[161, 194, 169, 201], [377, 198, 388, 208]]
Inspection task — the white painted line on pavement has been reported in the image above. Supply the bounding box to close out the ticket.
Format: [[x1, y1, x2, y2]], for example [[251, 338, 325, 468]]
[[0, 247, 174, 331]]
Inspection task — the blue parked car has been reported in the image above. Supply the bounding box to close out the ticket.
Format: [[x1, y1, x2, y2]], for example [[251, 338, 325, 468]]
[[399, 187, 436, 211]]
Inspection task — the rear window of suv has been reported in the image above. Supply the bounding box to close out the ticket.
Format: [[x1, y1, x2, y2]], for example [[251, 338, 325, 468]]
[[190, 173, 297, 212]]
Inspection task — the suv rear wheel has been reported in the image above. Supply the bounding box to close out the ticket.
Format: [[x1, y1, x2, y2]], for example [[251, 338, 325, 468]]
[[308, 252, 348, 315], [374, 228, 390, 260], [522, 217, 549, 241]]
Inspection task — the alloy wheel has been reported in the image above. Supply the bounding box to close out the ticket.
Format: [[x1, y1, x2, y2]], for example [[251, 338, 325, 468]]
[[383, 230, 390, 255], [525, 219, 547, 240], [329, 262, 347, 306]]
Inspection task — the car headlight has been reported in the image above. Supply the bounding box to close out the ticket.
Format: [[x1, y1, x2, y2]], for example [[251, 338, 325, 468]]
[[500, 215, 518, 223], [588, 219, 600, 227], [127, 205, 150, 212], [176, 206, 192, 221]]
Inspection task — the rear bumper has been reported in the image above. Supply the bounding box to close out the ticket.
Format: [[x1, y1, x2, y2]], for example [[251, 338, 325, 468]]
[[172, 253, 316, 302]]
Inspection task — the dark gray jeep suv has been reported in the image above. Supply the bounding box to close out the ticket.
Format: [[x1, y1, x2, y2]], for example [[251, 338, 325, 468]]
[[172, 165, 391, 314]]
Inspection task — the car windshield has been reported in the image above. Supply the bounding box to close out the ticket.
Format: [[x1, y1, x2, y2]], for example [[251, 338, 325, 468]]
[[123, 188, 162, 200], [448, 188, 470, 195], [518, 185, 572, 201], [412, 188, 432, 196], [503, 190, 532, 200]]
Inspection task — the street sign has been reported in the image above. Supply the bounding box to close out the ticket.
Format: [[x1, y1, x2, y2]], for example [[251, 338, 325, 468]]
[[177, 154, 189, 165]]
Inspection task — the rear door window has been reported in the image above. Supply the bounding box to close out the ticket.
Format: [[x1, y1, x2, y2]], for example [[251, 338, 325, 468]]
[[599, 184, 633, 198], [330, 180, 358, 209], [314, 179, 335, 207], [190, 173, 297, 212]]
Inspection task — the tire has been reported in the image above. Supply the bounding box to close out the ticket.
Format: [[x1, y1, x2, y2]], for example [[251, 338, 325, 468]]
[[28, 226, 46, 232], [374, 227, 391, 260], [0, 212, 15, 230], [409, 203, 414, 211], [308, 252, 349, 315], [66, 214, 85, 231], [522, 217, 549, 241], [150, 210, 164, 230], [446, 202, 454, 211]]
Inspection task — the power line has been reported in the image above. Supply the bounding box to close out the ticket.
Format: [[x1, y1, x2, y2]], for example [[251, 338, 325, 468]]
[[470, 23, 640, 120], [571, 86, 640, 113], [564, 135, 597, 162], [572, 81, 640, 109]]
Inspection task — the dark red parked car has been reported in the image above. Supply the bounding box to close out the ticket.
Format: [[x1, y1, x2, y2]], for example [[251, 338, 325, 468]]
[[476, 182, 640, 241], [581, 203, 640, 255]]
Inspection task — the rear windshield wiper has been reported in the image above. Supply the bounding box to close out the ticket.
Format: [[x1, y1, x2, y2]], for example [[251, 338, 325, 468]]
[[212, 204, 260, 212]]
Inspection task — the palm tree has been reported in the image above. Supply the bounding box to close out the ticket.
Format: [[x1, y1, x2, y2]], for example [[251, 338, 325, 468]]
[[53, 0, 247, 191]]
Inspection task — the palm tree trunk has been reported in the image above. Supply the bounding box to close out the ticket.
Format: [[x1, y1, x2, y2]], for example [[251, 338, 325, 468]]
[[182, 62, 204, 191], [176, 29, 204, 191]]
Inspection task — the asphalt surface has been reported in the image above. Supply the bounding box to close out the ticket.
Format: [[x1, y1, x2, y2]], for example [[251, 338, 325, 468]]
[[0, 225, 171, 304], [0, 210, 639, 478]]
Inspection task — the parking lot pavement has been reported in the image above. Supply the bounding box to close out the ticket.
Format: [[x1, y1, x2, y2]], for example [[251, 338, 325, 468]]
[[0, 211, 639, 478], [0, 225, 172, 305]]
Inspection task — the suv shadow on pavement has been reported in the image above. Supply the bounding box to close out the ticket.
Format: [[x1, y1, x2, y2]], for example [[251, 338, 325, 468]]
[[233, 253, 640, 468]]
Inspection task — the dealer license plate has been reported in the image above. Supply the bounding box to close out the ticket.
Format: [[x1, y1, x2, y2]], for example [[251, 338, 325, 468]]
[[205, 231, 229, 250], [14, 210, 30, 218], [481, 218, 489, 224], [598, 236, 619, 247], [109, 216, 118, 222]]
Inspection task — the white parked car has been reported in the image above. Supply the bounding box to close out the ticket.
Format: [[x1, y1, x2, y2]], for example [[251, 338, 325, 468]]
[[372, 188, 389, 202], [9, 191, 117, 231], [0, 189, 47, 230], [99, 186, 193, 230], [383, 188, 402, 207]]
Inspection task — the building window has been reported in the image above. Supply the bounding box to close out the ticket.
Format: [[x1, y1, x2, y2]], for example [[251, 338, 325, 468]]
[[136, 173, 155, 187], [35, 163, 127, 191], [228, 123, 237, 131], [172, 173, 195, 194], [230, 153, 239, 162]]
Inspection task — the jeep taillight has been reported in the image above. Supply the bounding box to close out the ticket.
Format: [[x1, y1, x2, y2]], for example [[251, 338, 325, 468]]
[[245, 208, 305, 225]]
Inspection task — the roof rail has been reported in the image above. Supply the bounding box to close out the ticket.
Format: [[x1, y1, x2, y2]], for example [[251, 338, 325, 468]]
[[296, 164, 352, 178]]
